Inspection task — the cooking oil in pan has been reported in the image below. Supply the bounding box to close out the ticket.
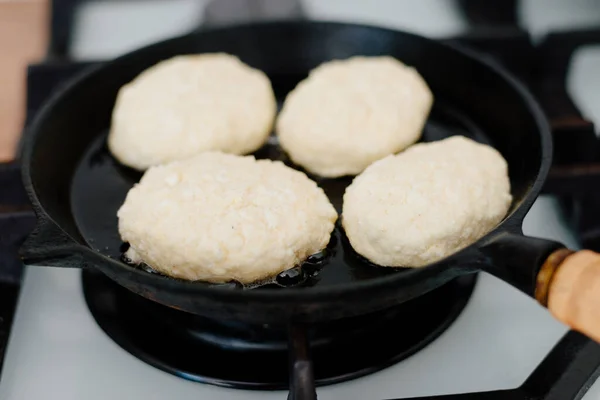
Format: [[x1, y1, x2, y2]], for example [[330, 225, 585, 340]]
[[119, 238, 333, 290]]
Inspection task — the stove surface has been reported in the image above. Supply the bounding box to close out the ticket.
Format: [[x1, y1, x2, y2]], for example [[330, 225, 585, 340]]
[[3, 1, 600, 399], [0, 198, 586, 400]]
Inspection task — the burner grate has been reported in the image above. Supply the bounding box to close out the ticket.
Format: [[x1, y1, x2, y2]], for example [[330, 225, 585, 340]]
[[0, 163, 35, 383], [81, 268, 477, 391]]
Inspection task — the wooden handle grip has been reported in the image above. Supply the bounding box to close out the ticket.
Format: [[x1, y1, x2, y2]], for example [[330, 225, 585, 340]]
[[538, 250, 600, 343]]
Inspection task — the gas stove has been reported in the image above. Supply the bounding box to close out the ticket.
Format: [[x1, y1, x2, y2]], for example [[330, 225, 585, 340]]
[[2, 1, 600, 400]]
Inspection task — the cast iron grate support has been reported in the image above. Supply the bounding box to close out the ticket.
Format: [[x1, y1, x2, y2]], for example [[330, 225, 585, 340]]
[[0, 163, 35, 383], [282, 326, 600, 399]]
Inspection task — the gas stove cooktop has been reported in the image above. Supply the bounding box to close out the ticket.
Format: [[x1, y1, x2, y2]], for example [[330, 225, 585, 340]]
[[3, 2, 600, 400]]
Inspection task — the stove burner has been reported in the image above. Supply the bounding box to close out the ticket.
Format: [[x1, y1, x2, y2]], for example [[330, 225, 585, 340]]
[[82, 269, 476, 389]]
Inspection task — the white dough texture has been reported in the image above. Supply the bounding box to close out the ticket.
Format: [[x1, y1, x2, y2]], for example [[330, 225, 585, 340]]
[[276, 56, 433, 178], [108, 53, 277, 170], [342, 136, 512, 267], [117, 152, 337, 283]]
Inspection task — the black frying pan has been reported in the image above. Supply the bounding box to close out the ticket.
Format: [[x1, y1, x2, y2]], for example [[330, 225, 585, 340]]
[[18, 21, 600, 344]]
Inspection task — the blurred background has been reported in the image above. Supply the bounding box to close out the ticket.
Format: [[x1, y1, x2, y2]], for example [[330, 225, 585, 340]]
[[2, 0, 600, 161]]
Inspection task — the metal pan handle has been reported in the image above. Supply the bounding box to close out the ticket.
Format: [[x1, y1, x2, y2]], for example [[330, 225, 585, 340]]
[[480, 232, 600, 344]]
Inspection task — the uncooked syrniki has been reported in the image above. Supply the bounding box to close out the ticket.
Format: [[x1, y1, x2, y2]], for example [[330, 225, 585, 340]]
[[342, 136, 512, 268], [276, 56, 433, 178], [117, 151, 337, 283], [108, 53, 277, 170]]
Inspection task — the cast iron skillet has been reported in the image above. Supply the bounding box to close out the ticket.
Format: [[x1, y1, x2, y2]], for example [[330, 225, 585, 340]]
[[18, 21, 600, 344]]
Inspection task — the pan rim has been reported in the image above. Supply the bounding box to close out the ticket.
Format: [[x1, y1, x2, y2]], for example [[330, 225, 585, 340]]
[[20, 20, 552, 301]]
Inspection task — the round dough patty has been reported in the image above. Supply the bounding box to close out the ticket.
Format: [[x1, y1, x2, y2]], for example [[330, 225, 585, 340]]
[[342, 136, 512, 268], [108, 53, 277, 170], [117, 152, 338, 283], [276, 56, 433, 178]]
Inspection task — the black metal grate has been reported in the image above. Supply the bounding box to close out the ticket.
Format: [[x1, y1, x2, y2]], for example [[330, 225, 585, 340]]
[[0, 163, 35, 383]]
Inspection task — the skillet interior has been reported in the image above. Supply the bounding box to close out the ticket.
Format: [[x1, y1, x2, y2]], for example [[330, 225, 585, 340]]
[[25, 21, 546, 294], [70, 99, 496, 289]]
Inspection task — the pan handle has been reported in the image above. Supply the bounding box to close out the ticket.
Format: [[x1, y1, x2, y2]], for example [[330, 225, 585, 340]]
[[536, 249, 600, 344], [478, 232, 564, 295], [480, 232, 600, 343], [18, 215, 86, 268]]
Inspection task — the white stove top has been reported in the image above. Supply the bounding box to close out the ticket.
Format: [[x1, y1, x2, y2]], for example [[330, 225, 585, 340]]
[[3, 1, 600, 399]]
